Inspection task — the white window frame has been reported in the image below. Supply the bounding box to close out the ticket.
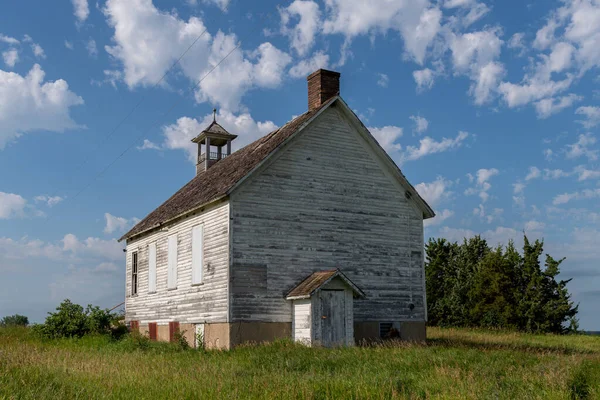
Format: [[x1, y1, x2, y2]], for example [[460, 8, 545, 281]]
[[148, 242, 157, 293], [191, 224, 204, 285], [167, 234, 178, 290], [131, 251, 138, 296]]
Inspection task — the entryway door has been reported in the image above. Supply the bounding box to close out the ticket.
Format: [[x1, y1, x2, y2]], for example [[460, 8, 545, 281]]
[[319, 289, 346, 347]]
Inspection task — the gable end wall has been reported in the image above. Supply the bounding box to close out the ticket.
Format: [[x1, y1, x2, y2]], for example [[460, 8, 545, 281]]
[[229, 106, 425, 323]]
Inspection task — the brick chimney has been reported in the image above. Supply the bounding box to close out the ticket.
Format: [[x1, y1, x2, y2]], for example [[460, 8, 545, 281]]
[[307, 69, 340, 111]]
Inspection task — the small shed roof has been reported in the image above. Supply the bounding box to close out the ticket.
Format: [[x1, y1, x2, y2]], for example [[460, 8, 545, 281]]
[[286, 269, 366, 300]]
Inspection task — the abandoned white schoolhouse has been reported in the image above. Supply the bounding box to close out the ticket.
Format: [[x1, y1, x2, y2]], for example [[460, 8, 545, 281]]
[[119, 69, 435, 349]]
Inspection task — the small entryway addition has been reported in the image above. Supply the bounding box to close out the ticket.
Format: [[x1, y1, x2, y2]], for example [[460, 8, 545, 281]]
[[286, 269, 365, 347]]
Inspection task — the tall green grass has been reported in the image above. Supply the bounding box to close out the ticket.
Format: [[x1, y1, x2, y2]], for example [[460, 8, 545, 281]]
[[1, 326, 598, 399]]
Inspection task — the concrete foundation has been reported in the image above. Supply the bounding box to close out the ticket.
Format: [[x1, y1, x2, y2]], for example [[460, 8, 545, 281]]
[[204, 323, 230, 350], [229, 322, 292, 347]]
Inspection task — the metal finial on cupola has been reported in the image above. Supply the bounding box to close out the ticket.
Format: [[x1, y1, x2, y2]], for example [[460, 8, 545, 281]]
[[213, 108, 217, 122]]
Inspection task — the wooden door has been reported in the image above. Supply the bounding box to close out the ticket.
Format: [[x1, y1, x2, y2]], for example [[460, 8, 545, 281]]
[[319, 290, 346, 347]]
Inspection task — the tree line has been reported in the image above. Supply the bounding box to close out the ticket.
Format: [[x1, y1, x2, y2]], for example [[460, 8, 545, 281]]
[[425, 235, 579, 334]]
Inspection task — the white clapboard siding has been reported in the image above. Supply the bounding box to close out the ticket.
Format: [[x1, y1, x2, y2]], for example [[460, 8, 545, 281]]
[[167, 234, 178, 289], [191, 224, 204, 285], [125, 201, 229, 324], [292, 299, 312, 345], [148, 242, 157, 293], [230, 106, 425, 324]]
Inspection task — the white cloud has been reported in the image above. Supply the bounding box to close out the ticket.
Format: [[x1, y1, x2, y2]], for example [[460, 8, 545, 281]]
[[137, 139, 161, 150], [289, 50, 329, 78], [534, 93, 581, 118], [544, 168, 571, 180], [415, 177, 452, 208], [525, 166, 541, 181], [401, 131, 468, 162], [0, 64, 84, 150], [34, 195, 64, 207], [104, 213, 139, 234], [424, 209, 454, 227], [533, 18, 559, 50], [0, 236, 64, 262], [280, 0, 321, 56], [513, 183, 525, 194], [0, 192, 27, 219], [31, 43, 45, 59], [71, 0, 90, 24], [413, 68, 435, 91], [499, 76, 573, 109], [377, 73, 389, 88], [465, 167, 498, 203], [409, 115, 429, 134], [159, 110, 277, 162], [2, 49, 18, 68], [437, 225, 521, 247], [62, 234, 123, 261], [576, 106, 600, 128], [187, 0, 230, 11], [86, 38, 98, 58], [470, 61, 505, 105], [544, 148, 554, 161], [64, 41, 74, 50], [0, 34, 19, 45], [553, 188, 600, 205], [524, 220, 545, 232], [574, 166, 600, 181], [565, 133, 598, 161], [508, 32, 525, 52], [322, 0, 442, 65], [368, 126, 403, 152], [103, 0, 289, 111]]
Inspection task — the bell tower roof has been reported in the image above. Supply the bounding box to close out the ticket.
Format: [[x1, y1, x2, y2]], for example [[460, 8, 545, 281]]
[[191, 121, 238, 146]]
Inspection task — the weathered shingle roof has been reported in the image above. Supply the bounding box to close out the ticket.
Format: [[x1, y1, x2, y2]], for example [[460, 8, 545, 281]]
[[120, 99, 332, 242], [286, 269, 365, 300]]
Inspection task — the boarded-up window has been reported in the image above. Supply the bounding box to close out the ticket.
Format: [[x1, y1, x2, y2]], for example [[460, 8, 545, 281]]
[[231, 264, 267, 294], [169, 321, 180, 343], [131, 251, 138, 296], [148, 242, 157, 293], [191, 225, 204, 285], [148, 322, 157, 340], [167, 234, 178, 289]]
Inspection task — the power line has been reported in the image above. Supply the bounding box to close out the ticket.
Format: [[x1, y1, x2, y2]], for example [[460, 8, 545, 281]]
[[51, 12, 273, 217]]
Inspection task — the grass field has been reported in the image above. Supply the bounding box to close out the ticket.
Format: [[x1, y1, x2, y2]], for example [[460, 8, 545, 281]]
[[1, 326, 599, 399]]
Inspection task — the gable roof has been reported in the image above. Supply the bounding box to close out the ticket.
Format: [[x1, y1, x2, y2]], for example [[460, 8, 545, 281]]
[[120, 96, 434, 242], [286, 269, 366, 300]]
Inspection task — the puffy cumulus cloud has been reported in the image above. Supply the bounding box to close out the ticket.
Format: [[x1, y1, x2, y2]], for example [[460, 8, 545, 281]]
[[576, 106, 600, 128], [0, 64, 84, 150], [573, 165, 600, 181], [186, 0, 230, 11], [470, 61, 505, 105], [565, 133, 598, 161], [103, 0, 290, 111], [465, 167, 498, 203], [104, 213, 140, 234], [157, 109, 277, 162], [2, 49, 18, 68], [0, 237, 64, 264], [62, 234, 123, 262], [368, 125, 403, 152], [0, 192, 27, 219], [424, 209, 454, 227], [415, 176, 452, 208], [322, 0, 442, 65], [534, 93, 581, 119], [525, 166, 541, 181], [401, 131, 469, 162], [524, 220, 546, 232], [0, 34, 20, 45], [553, 188, 600, 205], [34, 195, 64, 207], [279, 0, 321, 56], [413, 68, 435, 91], [377, 73, 389, 88], [508, 32, 526, 52], [31, 43, 45, 59], [409, 115, 429, 134], [71, 0, 90, 24], [289, 50, 329, 78]]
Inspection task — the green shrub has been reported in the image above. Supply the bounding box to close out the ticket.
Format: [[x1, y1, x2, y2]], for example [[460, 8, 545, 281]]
[[0, 314, 29, 327], [34, 299, 119, 339]]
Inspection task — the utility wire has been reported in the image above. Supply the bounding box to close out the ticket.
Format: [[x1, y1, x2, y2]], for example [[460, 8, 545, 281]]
[[50, 12, 273, 218]]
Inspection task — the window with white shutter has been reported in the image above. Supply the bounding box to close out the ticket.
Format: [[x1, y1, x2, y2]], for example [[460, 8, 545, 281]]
[[148, 242, 157, 293], [191, 225, 204, 285], [167, 234, 178, 289]]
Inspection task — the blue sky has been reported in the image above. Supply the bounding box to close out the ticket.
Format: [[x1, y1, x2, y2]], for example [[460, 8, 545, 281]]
[[0, 0, 598, 329]]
